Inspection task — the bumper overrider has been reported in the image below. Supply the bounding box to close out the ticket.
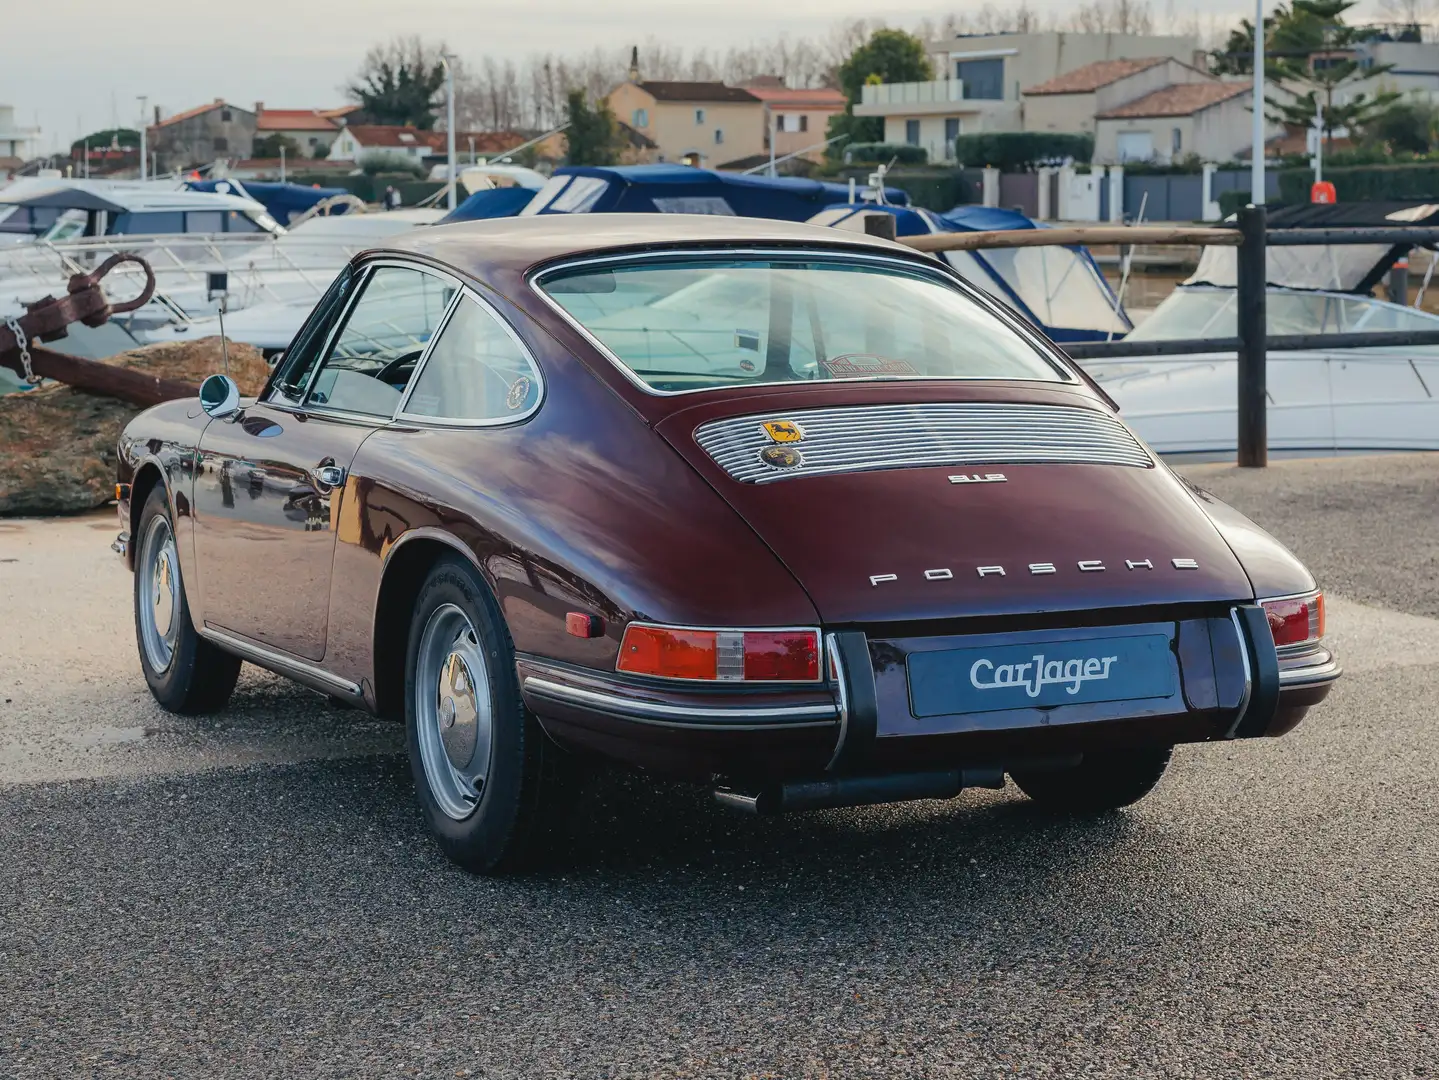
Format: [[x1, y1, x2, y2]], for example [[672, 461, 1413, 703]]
[[519, 603, 1340, 810]]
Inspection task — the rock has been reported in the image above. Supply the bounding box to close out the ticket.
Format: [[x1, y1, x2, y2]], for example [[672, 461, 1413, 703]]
[[0, 337, 269, 516]]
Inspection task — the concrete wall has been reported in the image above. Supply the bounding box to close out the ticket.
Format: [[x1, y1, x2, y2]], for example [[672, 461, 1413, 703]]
[[607, 83, 764, 166], [151, 104, 256, 171]]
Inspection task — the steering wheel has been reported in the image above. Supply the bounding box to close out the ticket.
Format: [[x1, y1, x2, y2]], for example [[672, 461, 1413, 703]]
[[373, 348, 426, 385]]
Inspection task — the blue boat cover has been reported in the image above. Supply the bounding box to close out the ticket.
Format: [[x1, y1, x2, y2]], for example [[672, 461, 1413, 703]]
[[530, 164, 908, 222], [185, 180, 352, 223], [439, 187, 537, 223]]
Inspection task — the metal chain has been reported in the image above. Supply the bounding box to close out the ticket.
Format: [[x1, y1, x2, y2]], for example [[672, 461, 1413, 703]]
[[3, 315, 38, 385]]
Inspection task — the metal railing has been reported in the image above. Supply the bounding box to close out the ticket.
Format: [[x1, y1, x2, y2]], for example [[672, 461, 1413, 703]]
[[897, 207, 1439, 466]]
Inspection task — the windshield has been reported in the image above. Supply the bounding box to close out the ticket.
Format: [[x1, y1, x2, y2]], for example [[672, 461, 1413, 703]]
[[1128, 286, 1439, 340], [538, 256, 1067, 393]]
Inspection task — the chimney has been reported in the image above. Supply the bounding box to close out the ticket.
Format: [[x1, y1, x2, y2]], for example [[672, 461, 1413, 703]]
[[628, 46, 640, 83], [214, 97, 224, 104], [153, 105, 161, 125], [254, 101, 264, 116]]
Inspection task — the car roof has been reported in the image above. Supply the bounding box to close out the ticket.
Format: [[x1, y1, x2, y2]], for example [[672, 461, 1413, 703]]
[[378, 213, 924, 279]]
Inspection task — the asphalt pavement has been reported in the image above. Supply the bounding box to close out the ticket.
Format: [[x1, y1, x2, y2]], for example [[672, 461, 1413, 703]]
[[1, 454, 1437, 1079]]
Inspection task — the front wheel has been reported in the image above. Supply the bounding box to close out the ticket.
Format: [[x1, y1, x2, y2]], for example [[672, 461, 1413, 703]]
[[1011, 746, 1172, 813], [133, 486, 241, 714], [404, 554, 563, 874]]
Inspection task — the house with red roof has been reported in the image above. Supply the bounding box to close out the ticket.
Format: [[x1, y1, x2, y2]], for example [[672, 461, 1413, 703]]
[[147, 99, 257, 172], [254, 104, 360, 158]]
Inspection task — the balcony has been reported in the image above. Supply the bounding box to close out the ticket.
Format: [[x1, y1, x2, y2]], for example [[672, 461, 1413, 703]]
[[859, 80, 965, 108]]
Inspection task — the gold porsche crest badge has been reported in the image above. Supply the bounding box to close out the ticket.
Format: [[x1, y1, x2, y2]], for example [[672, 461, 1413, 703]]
[[762, 420, 804, 444]]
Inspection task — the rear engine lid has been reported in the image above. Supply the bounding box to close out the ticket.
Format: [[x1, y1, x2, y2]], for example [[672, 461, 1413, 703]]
[[656, 396, 1253, 624]]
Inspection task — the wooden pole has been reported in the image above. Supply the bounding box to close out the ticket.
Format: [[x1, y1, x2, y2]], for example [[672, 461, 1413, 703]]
[[900, 225, 1243, 253], [1236, 204, 1268, 468]]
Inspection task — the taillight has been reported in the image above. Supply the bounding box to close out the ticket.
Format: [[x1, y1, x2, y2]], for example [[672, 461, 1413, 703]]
[[616, 624, 821, 682], [1261, 592, 1324, 648]]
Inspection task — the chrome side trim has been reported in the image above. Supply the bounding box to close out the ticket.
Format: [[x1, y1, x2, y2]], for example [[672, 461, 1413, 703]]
[[823, 632, 850, 771], [1227, 607, 1254, 738], [696, 403, 1154, 484], [200, 625, 364, 704], [1278, 656, 1343, 688], [522, 676, 838, 730], [112, 531, 129, 558]]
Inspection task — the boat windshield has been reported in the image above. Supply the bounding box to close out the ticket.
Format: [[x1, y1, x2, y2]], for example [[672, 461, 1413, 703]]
[[537, 255, 1068, 393], [1127, 285, 1439, 340]]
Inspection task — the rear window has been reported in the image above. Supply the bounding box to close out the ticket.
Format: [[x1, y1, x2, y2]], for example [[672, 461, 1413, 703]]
[[536, 256, 1066, 393]]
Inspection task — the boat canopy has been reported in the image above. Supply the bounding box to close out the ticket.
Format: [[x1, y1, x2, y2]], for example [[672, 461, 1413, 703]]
[[1127, 283, 1439, 343], [439, 187, 539, 223], [809, 203, 1131, 343], [1188, 200, 1439, 295], [518, 164, 909, 222], [185, 179, 352, 224]]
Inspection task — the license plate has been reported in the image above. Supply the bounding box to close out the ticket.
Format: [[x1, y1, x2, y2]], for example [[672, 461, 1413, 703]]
[[907, 633, 1175, 717]]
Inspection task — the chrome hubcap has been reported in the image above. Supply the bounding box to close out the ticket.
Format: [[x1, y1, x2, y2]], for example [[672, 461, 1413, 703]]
[[138, 515, 180, 674], [415, 604, 493, 821]]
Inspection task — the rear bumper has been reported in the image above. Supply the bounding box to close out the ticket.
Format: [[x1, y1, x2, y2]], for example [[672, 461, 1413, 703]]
[[521, 605, 1339, 781]]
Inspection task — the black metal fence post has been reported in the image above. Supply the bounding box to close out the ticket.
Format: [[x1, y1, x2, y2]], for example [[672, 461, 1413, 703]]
[[1236, 204, 1268, 468]]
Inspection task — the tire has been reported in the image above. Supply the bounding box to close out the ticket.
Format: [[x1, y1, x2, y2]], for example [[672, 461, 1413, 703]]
[[1011, 746, 1173, 813], [403, 554, 562, 874], [133, 485, 242, 714]]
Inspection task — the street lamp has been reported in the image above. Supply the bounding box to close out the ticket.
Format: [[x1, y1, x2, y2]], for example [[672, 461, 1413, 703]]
[[440, 52, 457, 210], [138, 95, 148, 181]]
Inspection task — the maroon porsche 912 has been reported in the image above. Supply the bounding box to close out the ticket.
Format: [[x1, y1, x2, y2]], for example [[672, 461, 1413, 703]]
[[113, 215, 1340, 872]]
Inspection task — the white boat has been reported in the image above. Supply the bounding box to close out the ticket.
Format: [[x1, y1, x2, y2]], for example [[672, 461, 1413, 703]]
[[0, 178, 282, 244], [1087, 284, 1439, 455]]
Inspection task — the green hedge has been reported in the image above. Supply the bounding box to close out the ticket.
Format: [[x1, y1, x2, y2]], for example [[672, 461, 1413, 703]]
[[843, 143, 929, 166], [1276, 163, 1439, 203], [952, 132, 1092, 171]]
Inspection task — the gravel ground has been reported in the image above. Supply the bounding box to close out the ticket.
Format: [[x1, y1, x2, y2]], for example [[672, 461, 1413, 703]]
[[1, 456, 1437, 1079]]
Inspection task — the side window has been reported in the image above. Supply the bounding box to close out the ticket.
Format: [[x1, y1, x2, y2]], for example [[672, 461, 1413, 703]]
[[269, 265, 357, 402], [401, 295, 541, 421], [305, 265, 455, 417]]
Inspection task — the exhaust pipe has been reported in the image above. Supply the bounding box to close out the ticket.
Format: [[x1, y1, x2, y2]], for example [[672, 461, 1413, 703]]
[[714, 767, 1005, 816]]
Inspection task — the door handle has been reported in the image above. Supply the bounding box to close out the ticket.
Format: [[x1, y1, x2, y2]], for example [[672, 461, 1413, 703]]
[[311, 464, 346, 488]]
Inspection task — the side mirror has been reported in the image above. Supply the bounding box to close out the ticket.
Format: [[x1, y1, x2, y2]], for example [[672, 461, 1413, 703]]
[[199, 373, 241, 420]]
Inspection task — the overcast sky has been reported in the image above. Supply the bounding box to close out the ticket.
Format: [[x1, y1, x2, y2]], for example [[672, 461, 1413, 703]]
[[8, 0, 1319, 154]]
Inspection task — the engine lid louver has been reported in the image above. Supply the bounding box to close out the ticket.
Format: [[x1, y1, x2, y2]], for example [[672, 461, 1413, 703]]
[[694, 403, 1153, 484]]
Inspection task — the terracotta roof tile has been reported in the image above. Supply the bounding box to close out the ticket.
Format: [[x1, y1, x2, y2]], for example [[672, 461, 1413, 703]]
[[257, 110, 344, 132], [1097, 81, 1249, 119], [743, 86, 847, 109], [1024, 57, 1169, 96]]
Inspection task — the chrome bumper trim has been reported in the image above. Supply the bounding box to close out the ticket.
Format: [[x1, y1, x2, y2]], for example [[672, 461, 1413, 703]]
[[522, 676, 839, 730], [199, 625, 364, 704], [1278, 656, 1343, 688], [112, 531, 130, 558]]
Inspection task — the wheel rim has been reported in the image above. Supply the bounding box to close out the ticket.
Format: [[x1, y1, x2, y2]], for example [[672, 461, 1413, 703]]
[[137, 514, 180, 674], [414, 603, 494, 821]]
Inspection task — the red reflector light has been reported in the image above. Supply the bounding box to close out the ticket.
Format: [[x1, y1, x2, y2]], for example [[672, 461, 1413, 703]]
[[616, 624, 822, 682], [742, 631, 821, 681], [565, 612, 604, 638], [1261, 592, 1324, 647]]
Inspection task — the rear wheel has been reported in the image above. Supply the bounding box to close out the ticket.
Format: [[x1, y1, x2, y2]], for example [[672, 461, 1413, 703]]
[[133, 486, 242, 714], [404, 554, 563, 874], [1011, 747, 1172, 813]]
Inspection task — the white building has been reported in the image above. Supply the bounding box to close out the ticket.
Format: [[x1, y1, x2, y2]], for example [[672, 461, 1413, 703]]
[[852, 31, 1201, 162], [0, 105, 42, 175]]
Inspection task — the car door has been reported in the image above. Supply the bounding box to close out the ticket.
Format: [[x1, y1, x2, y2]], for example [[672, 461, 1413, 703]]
[[192, 260, 458, 660]]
